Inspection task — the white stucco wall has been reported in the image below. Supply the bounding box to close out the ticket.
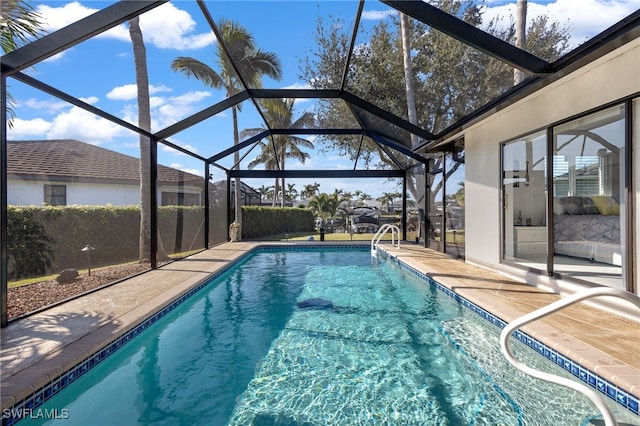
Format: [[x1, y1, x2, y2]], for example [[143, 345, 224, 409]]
[[460, 40, 640, 271], [8, 179, 202, 206]]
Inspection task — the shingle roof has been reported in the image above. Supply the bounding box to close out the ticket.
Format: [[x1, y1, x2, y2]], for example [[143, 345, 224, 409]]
[[7, 139, 203, 185]]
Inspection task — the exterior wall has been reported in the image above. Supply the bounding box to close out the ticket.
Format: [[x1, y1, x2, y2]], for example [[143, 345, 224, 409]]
[[635, 98, 639, 293], [460, 40, 639, 282], [8, 179, 202, 206]]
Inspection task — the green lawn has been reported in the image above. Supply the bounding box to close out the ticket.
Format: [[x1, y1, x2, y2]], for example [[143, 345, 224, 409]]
[[252, 230, 415, 242]]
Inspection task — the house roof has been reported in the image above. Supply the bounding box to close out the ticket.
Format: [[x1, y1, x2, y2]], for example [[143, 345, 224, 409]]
[[7, 139, 203, 185]]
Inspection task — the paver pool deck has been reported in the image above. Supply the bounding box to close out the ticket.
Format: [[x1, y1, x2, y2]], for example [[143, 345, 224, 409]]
[[1, 242, 639, 413]]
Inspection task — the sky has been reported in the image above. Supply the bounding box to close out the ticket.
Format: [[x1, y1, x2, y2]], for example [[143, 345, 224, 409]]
[[5, 0, 638, 200]]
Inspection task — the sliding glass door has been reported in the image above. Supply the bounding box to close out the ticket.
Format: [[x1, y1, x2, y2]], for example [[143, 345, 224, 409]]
[[502, 132, 547, 269], [552, 105, 625, 289], [502, 104, 628, 290]]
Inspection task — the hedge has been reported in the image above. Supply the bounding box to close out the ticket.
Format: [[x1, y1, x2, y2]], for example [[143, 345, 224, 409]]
[[7, 206, 211, 279], [240, 206, 315, 239], [7, 205, 314, 280]]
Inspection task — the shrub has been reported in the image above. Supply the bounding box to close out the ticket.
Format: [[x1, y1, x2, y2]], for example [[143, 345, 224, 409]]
[[7, 207, 54, 280]]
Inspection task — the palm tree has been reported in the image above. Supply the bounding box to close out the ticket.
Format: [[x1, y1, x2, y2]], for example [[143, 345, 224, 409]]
[[129, 16, 171, 263], [285, 183, 298, 202], [242, 98, 314, 207], [1, 0, 42, 127], [256, 184, 271, 205], [171, 19, 282, 240], [514, 0, 527, 84], [377, 193, 393, 213], [341, 191, 353, 208], [308, 192, 341, 228], [128, 16, 153, 262], [301, 183, 321, 200]]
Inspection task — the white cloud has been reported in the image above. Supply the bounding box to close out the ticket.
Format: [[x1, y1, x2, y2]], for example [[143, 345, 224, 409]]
[[78, 96, 99, 105], [115, 89, 212, 132], [483, 0, 638, 44], [37, 1, 214, 50], [8, 117, 52, 138], [283, 82, 312, 90], [162, 144, 200, 156], [168, 163, 203, 177], [9, 105, 126, 144], [107, 85, 138, 101], [170, 91, 212, 105], [19, 98, 68, 114], [361, 10, 396, 21], [37, 1, 97, 34], [45, 106, 125, 144], [107, 84, 172, 101]]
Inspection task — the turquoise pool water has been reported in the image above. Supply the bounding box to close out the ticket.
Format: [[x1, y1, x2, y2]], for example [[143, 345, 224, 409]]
[[15, 248, 639, 425]]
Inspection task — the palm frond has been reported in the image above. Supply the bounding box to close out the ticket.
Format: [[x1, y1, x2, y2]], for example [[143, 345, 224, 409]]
[[171, 57, 225, 89]]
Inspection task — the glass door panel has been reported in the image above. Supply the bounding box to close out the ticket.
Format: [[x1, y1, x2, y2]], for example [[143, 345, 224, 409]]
[[427, 155, 444, 251], [502, 132, 547, 270], [552, 105, 625, 289]]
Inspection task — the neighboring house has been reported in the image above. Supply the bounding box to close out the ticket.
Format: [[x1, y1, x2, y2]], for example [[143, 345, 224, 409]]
[[7, 140, 204, 206]]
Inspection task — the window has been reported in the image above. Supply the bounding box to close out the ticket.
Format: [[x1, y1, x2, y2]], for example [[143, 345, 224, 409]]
[[44, 184, 66, 206]]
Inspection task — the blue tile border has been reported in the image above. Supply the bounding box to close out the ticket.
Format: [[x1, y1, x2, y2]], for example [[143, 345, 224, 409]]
[[3, 246, 637, 425], [377, 248, 640, 417]]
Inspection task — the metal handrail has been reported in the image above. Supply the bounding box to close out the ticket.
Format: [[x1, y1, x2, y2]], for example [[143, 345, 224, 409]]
[[371, 223, 400, 255], [500, 287, 640, 426]]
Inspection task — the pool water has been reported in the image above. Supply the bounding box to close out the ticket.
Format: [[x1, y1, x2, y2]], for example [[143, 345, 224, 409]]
[[19, 248, 639, 425]]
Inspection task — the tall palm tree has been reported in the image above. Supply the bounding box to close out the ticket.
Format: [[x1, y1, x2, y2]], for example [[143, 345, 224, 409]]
[[171, 19, 282, 240], [1, 0, 42, 127], [242, 98, 314, 207], [514, 0, 528, 84], [128, 16, 154, 263], [129, 17, 174, 262]]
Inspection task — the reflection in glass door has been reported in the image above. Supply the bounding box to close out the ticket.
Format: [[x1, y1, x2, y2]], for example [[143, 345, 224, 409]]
[[427, 155, 444, 251], [444, 148, 465, 259], [426, 142, 465, 257], [552, 105, 625, 289]]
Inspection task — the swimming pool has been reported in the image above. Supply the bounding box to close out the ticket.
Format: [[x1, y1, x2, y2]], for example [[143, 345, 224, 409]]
[[9, 247, 639, 425]]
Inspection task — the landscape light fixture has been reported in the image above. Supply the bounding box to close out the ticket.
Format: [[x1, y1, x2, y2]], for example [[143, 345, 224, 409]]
[[81, 244, 96, 276]]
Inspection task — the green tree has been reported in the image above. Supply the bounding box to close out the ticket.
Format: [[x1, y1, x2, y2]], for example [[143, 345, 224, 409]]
[[7, 208, 53, 279], [285, 183, 298, 202], [300, 0, 570, 200], [256, 184, 272, 205], [301, 183, 320, 200], [308, 192, 341, 227], [242, 98, 314, 207], [1, 0, 42, 126], [172, 19, 282, 239]]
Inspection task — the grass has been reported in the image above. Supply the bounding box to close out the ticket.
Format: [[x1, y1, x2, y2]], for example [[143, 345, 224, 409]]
[[252, 230, 420, 242]]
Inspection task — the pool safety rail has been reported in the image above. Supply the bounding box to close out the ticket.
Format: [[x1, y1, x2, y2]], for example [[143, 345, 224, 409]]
[[500, 287, 640, 426], [371, 224, 401, 255]]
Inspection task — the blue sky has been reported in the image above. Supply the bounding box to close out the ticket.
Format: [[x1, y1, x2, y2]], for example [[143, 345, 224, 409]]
[[6, 0, 638, 199]]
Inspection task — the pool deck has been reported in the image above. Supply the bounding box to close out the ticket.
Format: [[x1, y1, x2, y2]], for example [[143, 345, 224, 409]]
[[1, 241, 639, 413]]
